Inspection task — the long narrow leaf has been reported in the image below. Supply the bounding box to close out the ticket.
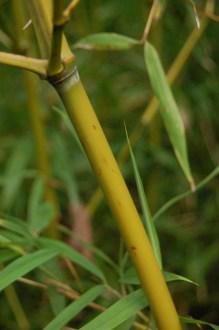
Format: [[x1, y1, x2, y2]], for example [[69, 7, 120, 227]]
[[44, 285, 104, 330], [0, 218, 31, 238], [0, 248, 59, 291], [80, 289, 148, 330], [74, 33, 139, 51], [144, 41, 194, 189], [125, 125, 162, 268], [181, 316, 219, 330], [38, 238, 105, 281]]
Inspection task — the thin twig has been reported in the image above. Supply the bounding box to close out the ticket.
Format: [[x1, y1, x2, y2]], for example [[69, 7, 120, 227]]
[[205, 11, 219, 22], [18, 277, 47, 290], [63, 0, 80, 19], [63, 258, 84, 291], [141, 0, 161, 42]]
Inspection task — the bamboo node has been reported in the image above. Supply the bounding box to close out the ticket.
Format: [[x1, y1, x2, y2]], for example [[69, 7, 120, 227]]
[[48, 65, 80, 91]]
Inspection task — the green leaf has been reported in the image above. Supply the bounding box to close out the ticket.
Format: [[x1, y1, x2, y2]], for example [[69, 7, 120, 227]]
[[0, 217, 31, 239], [113, 317, 135, 330], [74, 33, 139, 51], [144, 41, 194, 189], [181, 316, 219, 330], [52, 133, 79, 203], [0, 248, 59, 291], [80, 289, 147, 330], [164, 271, 198, 286], [125, 125, 162, 268], [46, 258, 66, 316], [38, 238, 105, 281], [44, 285, 104, 330], [120, 267, 197, 286], [27, 177, 54, 234]]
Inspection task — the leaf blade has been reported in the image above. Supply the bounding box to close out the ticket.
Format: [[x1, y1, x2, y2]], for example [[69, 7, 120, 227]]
[[80, 289, 148, 330], [74, 33, 139, 51], [125, 125, 162, 268], [38, 238, 105, 281], [0, 248, 59, 291], [144, 41, 194, 188], [44, 285, 105, 330]]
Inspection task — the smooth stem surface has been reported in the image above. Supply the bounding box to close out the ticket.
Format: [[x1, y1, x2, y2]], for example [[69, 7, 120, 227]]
[[51, 68, 182, 330]]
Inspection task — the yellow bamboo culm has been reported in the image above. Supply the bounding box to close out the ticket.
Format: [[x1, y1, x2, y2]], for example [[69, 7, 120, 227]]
[[50, 67, 182, 330]]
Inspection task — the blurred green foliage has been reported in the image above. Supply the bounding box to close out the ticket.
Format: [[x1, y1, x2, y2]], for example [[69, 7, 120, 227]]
[[0, 0, 219, 329]]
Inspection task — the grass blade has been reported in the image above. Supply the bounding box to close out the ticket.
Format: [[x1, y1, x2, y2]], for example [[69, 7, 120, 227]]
[[80, 289, 148, 330], [125, 125, 162, 268], [0, 248, 59, 291], [144, 41, 194, 189], [44, 285, 104, 330]]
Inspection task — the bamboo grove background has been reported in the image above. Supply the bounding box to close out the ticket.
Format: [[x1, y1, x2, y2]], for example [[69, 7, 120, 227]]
[[0, 0, 219, 329]]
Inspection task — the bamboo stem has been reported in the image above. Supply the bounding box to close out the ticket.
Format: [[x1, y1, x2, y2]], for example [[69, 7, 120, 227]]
[[49, 67, 182, 330]]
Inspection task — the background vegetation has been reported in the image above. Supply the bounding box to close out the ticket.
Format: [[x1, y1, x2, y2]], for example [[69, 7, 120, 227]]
[[0, 0, 218, 329]]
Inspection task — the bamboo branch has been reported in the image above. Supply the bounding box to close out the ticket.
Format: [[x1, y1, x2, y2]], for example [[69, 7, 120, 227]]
[[141, 0, 161, 42], [0, 52, 47, 76], [63, 0, 80, 18], [48, 0, 65, 75], [25, 0, 74, 66]]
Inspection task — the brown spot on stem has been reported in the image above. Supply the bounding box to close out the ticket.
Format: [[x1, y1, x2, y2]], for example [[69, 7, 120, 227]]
[[102, 157, 108, 165], [92, 124, 97, 130]]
